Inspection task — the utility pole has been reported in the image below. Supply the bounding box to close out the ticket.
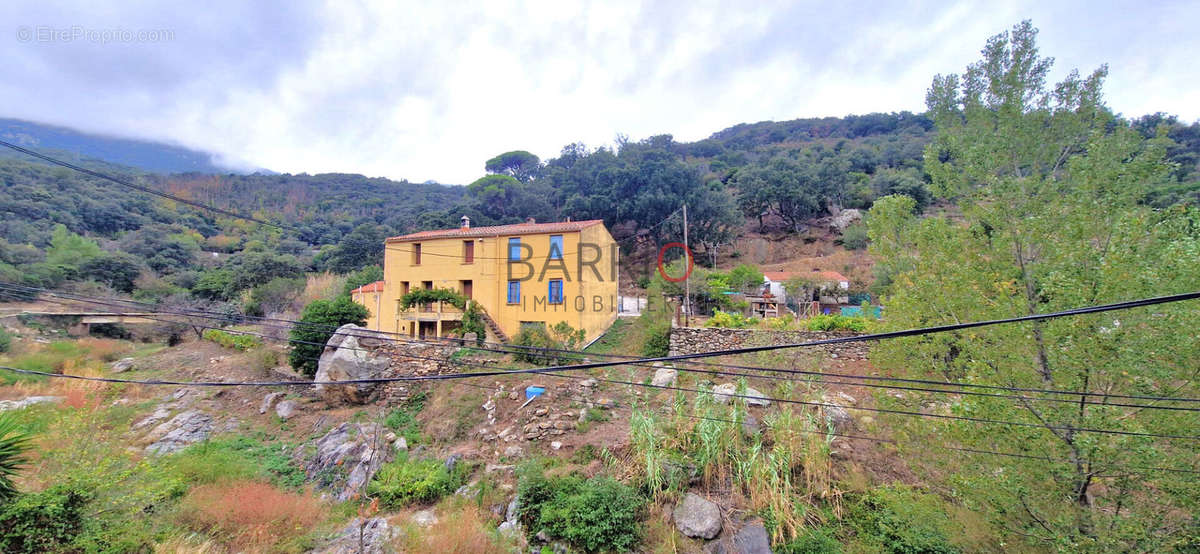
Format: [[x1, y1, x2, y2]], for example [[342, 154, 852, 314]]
[[682, 203, 689, 327]]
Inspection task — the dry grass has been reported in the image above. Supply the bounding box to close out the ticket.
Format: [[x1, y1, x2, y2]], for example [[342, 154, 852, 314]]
[[76, 337, 132, 362], [301, 273, 346, 307], [177, 481, 326, 552], [153, 536, 227, 554], [395, 503, 508, 554]]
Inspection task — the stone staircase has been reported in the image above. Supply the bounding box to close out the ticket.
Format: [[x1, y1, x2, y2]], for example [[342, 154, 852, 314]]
[[477, 309, 509, 343]]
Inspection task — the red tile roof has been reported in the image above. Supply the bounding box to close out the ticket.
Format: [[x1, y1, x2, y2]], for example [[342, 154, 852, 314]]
[[763, 270, 850, 284], [387, 219, 604, 242], [349, 280, 385, 294]]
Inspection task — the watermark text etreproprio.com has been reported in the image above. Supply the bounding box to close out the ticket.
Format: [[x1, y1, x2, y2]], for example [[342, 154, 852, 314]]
[[16, 25, 174, 44]]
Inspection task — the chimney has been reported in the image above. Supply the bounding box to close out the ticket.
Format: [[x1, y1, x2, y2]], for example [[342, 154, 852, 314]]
[[525, 217, 536, 224], [565, 216, 571, 222], [460, 215, 471, 229]]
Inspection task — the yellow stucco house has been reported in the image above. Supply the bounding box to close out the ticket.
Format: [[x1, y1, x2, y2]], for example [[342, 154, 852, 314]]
[[350, 216, 619, 344]]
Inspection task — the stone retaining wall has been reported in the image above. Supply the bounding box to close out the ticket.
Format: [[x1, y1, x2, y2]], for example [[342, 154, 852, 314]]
[[668, 327, 869, 360]]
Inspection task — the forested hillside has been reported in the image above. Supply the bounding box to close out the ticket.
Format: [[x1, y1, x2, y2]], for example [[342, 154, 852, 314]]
[[0, 87, 1196, 312]]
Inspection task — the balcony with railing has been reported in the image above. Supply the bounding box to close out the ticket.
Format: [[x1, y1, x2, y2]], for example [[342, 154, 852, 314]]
[[397, 300, 465, 321]]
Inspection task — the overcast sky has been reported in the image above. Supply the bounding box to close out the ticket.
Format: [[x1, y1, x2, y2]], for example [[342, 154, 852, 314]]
[[2, 1, 1197, 184]]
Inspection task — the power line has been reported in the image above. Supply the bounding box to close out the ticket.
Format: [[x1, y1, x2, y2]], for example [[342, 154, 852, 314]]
[[9, 284, 1200, 411], [3, 302, 1199, 443], [5, 282, 1200, 408], [0, 139, 298, 232]]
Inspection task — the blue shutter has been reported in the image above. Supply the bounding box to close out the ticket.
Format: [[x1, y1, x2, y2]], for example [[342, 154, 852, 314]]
[[549, 235, 563, 260], [549, 280, 563, 304], [508, 238, 521, 261], [507, 280, 520, 303]]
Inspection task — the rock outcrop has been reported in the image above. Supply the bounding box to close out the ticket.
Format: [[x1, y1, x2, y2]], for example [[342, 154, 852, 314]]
[[317, 517, 397, 554], [0, 396, 63, 412], [314, 324, 393, 404], [110, 358, 136, 373], [296, 422, 392, 501], [712, 383, 771, 406], [830, 208, 863, 232], [674, 492, 722, 539], [144, 411, 214, 455]]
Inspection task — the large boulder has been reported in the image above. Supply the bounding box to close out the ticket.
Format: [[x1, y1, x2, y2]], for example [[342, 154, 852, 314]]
[[820, 393, 856, 432], [651, 365, 678, 387], [110, 358, 136, 373], [712, 383, 770, 406], [296, 422, 392, 501], [733, 521, 773, 553], [144, 411, 214, 455], [314, 324, 392, 404], [674, 492, 722, 539]]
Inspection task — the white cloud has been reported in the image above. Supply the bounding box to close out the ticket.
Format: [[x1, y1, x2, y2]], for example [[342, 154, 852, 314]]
[[2, 0, 1197, 183]]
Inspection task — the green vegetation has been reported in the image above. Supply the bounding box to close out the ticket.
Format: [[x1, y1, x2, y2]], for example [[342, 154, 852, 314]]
[[803, 314, 869, 332], [868, 21, 1200, 550], [399, 287, 467, 310], [517, 469, 645, 552], [0, 412, 32, 501], [367, 453, 469, 508], [168, 434, 306, 489], [0, 327, 10, 353], [201, 328, 261, 351], [705, 309, 754, 328], [384, 392, 428, 445], [288, 297, 369, 376], [510, 322, 587, 365], [0, 484, 91, 553]]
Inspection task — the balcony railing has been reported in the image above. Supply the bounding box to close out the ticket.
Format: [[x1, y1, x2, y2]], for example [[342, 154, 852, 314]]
[[398, 300, 464, 321]]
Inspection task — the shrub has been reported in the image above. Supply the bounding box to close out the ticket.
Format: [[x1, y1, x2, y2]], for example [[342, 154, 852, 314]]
[[177, 481, 324, 551], [641, 320, 671, 357], [0, 328, 10, 353], [839, 221, 869, 250], [848, 486, 960, 554], [0, 485, 91, 553], [0, 412, 33, 501], [512, 325, 564, 365], [804, 315, 869, 332], [248, 347, 280, 376], [517, 472, 645, 552], [705, 309, 753, 329], [288, 297, 368, 376], [201, 329, 261, 351], [367, 453, 468, 508]]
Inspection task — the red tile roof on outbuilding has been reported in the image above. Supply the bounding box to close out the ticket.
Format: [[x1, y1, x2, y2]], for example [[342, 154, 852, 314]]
[[386, 219, 604, 242], [349, 280, 385, 294]]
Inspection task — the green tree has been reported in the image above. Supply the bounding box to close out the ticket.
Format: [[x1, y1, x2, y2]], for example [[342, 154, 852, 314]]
[[44, 225, 101, 270], [191, 268, 234, 301], [322, 223, 388, 274], [485, 150, 541, 182], [868, 21, 1200, 550], [78, 252, 143, 293], [288, 297, 369, 376], [342, 265, 384, 298]]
